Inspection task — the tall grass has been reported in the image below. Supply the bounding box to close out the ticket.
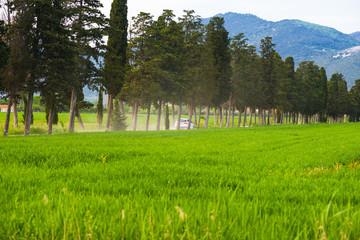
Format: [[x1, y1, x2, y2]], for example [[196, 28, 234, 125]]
[[1, 123, 360, 238]]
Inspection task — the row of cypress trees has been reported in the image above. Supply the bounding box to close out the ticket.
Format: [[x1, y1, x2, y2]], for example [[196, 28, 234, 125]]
[[120, 10, 360, 130], [1, 0, 360, 134]]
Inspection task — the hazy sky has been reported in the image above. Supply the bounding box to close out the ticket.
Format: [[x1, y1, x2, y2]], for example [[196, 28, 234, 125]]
[[100, 0, 359, 34]]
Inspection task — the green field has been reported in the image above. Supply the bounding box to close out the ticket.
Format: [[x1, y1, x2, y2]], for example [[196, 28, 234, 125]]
[[0, 111, 258, 135], [1, 123, 360, 239]]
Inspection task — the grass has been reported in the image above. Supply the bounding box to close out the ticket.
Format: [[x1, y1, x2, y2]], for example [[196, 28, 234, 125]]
[[1, 122, 360, 239]]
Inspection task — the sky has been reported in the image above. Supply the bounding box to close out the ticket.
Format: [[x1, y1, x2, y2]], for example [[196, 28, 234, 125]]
[[100, 0, 360, 34]]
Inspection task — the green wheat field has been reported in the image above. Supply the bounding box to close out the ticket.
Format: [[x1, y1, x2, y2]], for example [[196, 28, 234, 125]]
[[1, 112, 360, 239]]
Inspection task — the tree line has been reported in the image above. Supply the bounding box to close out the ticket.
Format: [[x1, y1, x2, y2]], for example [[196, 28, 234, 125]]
[[1, 0, 360, 135]]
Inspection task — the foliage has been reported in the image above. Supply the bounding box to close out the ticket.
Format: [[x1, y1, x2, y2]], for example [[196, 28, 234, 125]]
[[110, 99, 126, 131], [203, 17, 231, 107], [0, 20, 10, 93], [103, 0, 128, 97]]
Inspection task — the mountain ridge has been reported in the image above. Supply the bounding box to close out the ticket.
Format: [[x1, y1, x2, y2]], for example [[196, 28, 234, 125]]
[[350, 32, 360, 41]]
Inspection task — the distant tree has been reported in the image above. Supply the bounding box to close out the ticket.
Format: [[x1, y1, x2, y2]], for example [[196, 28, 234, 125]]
[[230, 33, 260, 126], [326, 73, 349, 122], [277, 56, 295, 123], [153, 10, 185, 130], [319, 67, 328, 122], [202, 17, 231, 127], [295, 61, 323, 123], [124, 12, 162, 131], [259, 37, 277, 124], [349, 79, 360, 122], [103, 0, 128, 131], [179, 10, 204, 128], [326, 76, 339, 121], [337, 78, 350, 122]]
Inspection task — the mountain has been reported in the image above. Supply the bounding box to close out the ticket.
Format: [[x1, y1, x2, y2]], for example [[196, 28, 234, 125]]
[[315, 46, 360, 85], [203, 12, 360, 86], [350, 32, 360, 41]]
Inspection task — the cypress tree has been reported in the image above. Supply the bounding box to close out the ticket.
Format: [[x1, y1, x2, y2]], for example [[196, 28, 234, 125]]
[[68, 0, 107, 132], [319, 67, 328, 122], [206, 17, 231, 108], [201, 17, 231, 127], [259, 37, 277, 116], [103, 0, 128, 131], [326, 73, 341, 121], [111, 99, 127, 131], [179, 10, 204, 126], [349, 79, 360, 122], [35, 0, 75, 134]]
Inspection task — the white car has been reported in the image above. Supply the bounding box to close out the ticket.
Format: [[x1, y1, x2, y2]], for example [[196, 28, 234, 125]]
[[174, 118, 194, 129]]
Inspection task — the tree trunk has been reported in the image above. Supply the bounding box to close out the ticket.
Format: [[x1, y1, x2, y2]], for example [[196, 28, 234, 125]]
[[214, 107, 218, 126], [258, 108, 262, 125], [197, 106, 201, 129], [176, 104, 182, 130], [296, 113, 299, 125], [263, 109, 266, 125], [3, 95, 13, 136], [238, 109, 242, 127], [162, 103, 165, 128], [145, 104, 151, 131], [225, 109, 228, 127], [13, 98, 18, 128], [254, 108, 257, 125], [68, 89, 77, 132], [226, 103, 231, 128], [243, 107, 247, 128], [132, 102, 138, 131], [188, 105, 193, 129], [106, 94, 113, 131], [171, 103, 175, 127], [76, 110, 85, 129], [204, 106, 210, 128], [292, 113, 295, 124], [156, 100, 162, 130], [194, 106, 197, 125], [219, 107, 223, 128], [24, 92, 33, 136], [231, 106, 235, 128], [248, 108, 253, 127], [97, 89, 103, 129], [47, 106, 54, 135], [119, 100, 125, 115], [188, 105, 192, 120]]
